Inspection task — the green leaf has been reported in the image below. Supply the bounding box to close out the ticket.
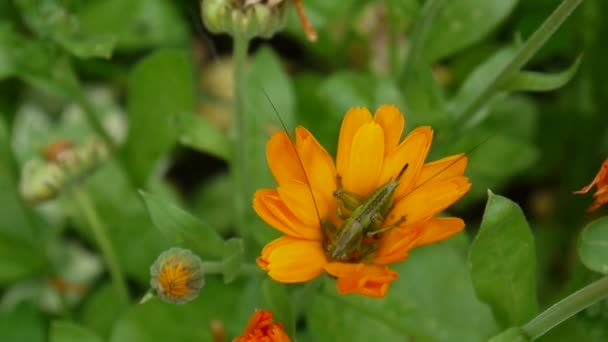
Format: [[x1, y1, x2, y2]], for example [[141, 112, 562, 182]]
[[308, 241, 498, 341], [488, 327, 529, 342], [15, 0, 116, 58], [0, 233, 45, 284], [81, 284, 125, 338], [110, 278, 251, 341], [50, 321, 104, 342], [262, 279, 296, 339], [191, 173, 234, 235], [123, 50, 195, 183], [176, 112, 232, 161], [140, 191, 224, 258], [504, 55, 583, 92], [469, 191, 538, 327], [222, 238, 243, 284], [401, 64, 447, 128], [423, 0, 519, 62], [78, 0, 188, 51], [0, 302, 45, 342], [578, 217, 608, 274]]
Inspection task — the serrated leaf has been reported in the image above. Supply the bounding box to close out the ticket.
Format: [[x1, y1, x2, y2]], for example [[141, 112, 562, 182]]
[[262, 279, 295, 339], [504, 55, 582, 92], [578, 217, 608, 274], [469, 191, 538, 327], [222, 238, 243, 284], [140, 191, 224, 258], [50, 321, 104, 342], [423, 0, 519, 62], [176, 112, 232, 161], [123, 50, 195, 184]]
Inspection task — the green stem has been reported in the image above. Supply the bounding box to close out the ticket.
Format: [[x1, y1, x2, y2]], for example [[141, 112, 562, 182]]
[[455, 0, 583, 125], [71, 187, 129, 303], [399, 0, 447, 87], [70, 88, 115, 151], [521, 276, 608, 340], [232, 35, 250, 237], [201, 261, 262, 276]]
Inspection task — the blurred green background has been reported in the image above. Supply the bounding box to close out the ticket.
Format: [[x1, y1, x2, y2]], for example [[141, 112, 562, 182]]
[[1, 0, 607, 341]]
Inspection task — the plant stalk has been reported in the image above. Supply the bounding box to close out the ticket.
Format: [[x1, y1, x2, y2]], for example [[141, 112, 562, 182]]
[[71, 187, 129, 303], [455, 0, 584, 126], [521, 275, 608, 340]]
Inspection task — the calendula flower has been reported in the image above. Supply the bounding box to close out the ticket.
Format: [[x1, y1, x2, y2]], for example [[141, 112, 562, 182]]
[[574, 158, 608, 212], [234, 309, 291, 342], [253, 105, 471, 298], [150, 248, 205, 304]]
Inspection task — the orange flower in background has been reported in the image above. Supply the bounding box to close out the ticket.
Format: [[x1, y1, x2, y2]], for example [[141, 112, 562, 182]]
[[574, 158, 608, 212], [253, 105, 471, 298], [234, 310, 291, 342]]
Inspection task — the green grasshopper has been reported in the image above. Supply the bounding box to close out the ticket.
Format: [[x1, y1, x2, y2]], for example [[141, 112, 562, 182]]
[[323, 165, 409, 262]]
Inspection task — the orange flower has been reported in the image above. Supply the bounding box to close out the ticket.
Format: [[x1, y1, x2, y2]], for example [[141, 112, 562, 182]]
[[253, 105, 471, 298], [234, 310, 291, 342], [574, 158, 608, 212]]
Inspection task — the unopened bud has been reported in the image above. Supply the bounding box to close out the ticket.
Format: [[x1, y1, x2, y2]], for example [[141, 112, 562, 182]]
[[150, 248, 205, 304]]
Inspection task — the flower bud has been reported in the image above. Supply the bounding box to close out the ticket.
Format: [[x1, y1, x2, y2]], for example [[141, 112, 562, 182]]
[[150, 247, 205, 304], [201, 0, 288, 40]]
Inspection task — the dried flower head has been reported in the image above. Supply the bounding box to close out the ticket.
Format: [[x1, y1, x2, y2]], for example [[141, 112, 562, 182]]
[[254, 105, 471, 297], [574, 158, 608, 212], [150, 247, 205, 304], [234, 309, 291, 342]]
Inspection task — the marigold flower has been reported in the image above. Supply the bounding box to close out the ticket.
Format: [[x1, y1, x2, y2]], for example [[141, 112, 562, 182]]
[[234, 310, 291, 342], [150, 248, 205, 304], [253, 105, 471, 298], [574, 158, 608, 212]]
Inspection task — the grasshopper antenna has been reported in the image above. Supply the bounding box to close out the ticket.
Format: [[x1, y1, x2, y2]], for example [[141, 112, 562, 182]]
[[261, 88, 324, 226], [411, 135, 494, 193]]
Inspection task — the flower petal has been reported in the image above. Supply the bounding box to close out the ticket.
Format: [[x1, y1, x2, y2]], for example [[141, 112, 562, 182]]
[[342, 122, 385, 197], [415, 153, 468, 187], [267, 131, 306, 185], [336, 107, 373, 177], [257, 236, 328, 283], [413, 217, 465, 247], [386, 176, 471, 226], [295, 127, 337, 208], [373, 105, 404, 154], [378, 126, 433, 198], [373, 227, 419, 265], [253, 189, 322, 240], [324, 263, 398, 298], [278, 180, 331, 227]]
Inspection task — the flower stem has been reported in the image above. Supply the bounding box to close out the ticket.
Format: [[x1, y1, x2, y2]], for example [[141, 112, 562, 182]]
[[521, 275, 608, 340], [454, 0, 583, 126], [201, 261, 263, 276], [232, 34, 251, 237], [71, 187, 129, 303]]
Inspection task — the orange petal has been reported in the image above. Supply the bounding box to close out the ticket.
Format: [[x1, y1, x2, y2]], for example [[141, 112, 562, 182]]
[[373, 228, 419, 265], [267, 131, 306, 185], [336, 107, 373, 177], [378, 126, 433, 198], [574, 158, 608, 194], [588, 189, 608, 212], [324, 263, 398, 298], [415, 154, 468, 187], [295, 127, 337, 207], [278, 180, 330, 227], [373, 105, 405, 154], [342, 122, 385, 197], [253, 189, 322, 240], [386, 176, 471, 226], [412, 217, 465, 247], [257, 237, 328, 283]]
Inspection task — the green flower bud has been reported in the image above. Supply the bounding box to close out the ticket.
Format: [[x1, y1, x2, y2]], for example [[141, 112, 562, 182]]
[[201, 0, 288, 40], [20, 159, 66, 204], [150, 248, 205, 304]]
